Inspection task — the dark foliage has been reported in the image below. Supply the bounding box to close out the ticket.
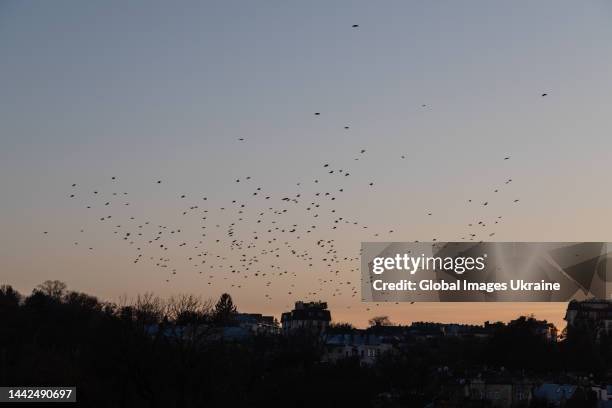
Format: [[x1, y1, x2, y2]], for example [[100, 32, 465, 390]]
[[0, 283, 609, 408]]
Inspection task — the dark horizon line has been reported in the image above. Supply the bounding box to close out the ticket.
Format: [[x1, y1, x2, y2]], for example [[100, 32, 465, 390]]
[[1, 279, 572, 331]]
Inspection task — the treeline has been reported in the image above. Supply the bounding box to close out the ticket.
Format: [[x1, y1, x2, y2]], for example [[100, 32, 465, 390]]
[[0, 281, 610, 408], [0, 281, 376, 407]]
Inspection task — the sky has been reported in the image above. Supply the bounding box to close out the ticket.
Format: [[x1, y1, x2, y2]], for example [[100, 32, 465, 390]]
[[1, 1, 612, 330]]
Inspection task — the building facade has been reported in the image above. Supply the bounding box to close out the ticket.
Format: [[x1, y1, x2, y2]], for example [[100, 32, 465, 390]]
[[323, 331, 393, 365], [565, 299, 612, 340], [281, 301, 331, 335], [236, 313, 279, 335]]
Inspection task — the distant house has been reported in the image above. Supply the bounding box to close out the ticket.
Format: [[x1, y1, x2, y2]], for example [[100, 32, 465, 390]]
[[144, 312, 279, 343], [220, 313, 279, 340], [591, 384, 612, 402], [441, 323, 493, 339], [439, 374, 535, 408], [236, 313, 279, 335], [565, 299, 612, 340], [467, 379, 522, 408], [323, 331, 393, 365], [281, 301, 331, 335], [221, 326, 252, 341], [533, 384, 577, 407], [406, 322, 444, 340], [406, 322, 493, 341]]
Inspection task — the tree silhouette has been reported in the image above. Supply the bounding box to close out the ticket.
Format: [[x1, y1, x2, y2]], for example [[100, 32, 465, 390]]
[[213, 293, 237, 325], [0, 285, 21, 308], [327, 322, 355, 334], [167, 294, 212, 325], [1, 281, 610, 407], [368, 315, 393, 327], [35, 280, 67, 299]]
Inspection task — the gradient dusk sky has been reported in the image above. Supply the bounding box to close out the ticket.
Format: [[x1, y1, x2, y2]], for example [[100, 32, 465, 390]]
[[2, 1, 612, 330]]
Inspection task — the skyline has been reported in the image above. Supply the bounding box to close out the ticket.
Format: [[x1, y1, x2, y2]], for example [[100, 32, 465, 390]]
[[1, 279, 573, 331], [2, 1, 612, 331]]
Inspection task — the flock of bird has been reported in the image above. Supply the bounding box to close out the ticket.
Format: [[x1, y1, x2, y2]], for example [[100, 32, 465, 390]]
[[42, 24, 550, 313]]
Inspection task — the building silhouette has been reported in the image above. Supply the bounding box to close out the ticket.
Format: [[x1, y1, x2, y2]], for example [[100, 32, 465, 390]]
[[565, 299, 612, 340], [281, 301, 331, 335]]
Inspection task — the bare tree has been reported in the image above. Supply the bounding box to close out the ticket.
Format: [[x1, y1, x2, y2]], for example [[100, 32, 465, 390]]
[[368, 315, 393, 327], [35, 280, 67, 299], [167, 294, 212, 325], [133, 292, 166, 326]]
